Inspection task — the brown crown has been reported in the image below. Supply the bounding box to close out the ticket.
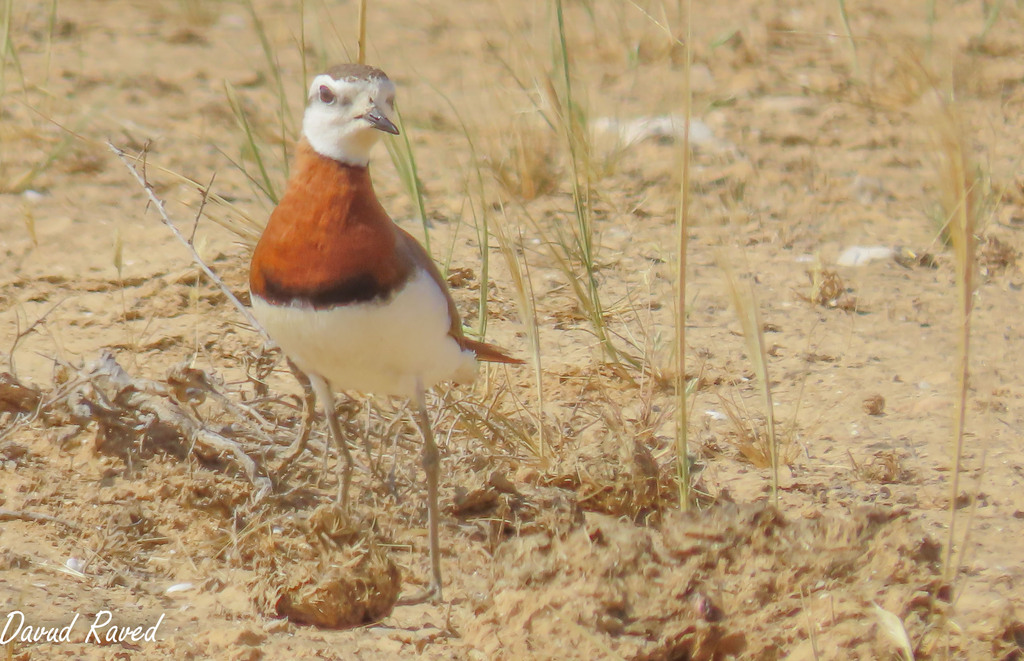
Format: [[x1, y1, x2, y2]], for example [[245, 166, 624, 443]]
[[323, 63, 390, 83]]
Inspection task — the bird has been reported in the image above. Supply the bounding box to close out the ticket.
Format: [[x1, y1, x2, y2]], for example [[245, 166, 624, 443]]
[[248, 63, 522, 603]]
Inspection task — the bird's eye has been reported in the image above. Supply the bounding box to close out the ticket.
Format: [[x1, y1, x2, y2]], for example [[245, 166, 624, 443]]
[[319, 85, 336, 104], [384, 94, 395, 106]]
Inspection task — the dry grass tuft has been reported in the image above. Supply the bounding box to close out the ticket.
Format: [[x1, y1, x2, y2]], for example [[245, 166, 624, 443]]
[[256, 505, 401, 629], [487, 118, 561, 202], [272, 549, 400, 629], [718, 255, 781, 503], [925, 84, 979, 586], [544, 438, 674, 523], [716, 389, 796, 471], [803, 265, 858, 311], [978, 234, 1018, 277], [850, 449, 914, 485]]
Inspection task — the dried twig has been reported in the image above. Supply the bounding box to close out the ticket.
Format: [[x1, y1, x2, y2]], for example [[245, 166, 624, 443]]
[[274, 360, 318, 474], [167, 363, 275, 442], [0, 508, 82, 531], [190, 170, 217, 244], [90, 351, 273, 499], [0, 368, 90, 444], [106, 141, 271, 346], [7, 298, 67, 378], [142, 393, 272, 499]]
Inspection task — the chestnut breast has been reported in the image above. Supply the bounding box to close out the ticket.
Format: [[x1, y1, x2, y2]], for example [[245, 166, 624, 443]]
[[249, 140, 413, 309]]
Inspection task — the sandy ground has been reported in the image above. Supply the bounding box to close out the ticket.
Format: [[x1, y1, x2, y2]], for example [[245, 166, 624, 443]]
[[2, 0, 1024, 658]]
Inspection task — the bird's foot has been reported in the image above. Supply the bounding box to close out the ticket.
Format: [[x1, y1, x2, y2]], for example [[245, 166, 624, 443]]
[[396, 581, 443, 606]]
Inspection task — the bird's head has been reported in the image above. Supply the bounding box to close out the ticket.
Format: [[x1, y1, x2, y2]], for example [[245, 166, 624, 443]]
[[302, 64, 399, 167]]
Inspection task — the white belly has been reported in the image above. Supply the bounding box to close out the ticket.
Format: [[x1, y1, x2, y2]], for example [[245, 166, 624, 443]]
[[251, 268, 478, 398]]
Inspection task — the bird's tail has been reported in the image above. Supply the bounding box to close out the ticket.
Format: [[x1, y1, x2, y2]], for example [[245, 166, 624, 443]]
[[458, 337, 525, 365]]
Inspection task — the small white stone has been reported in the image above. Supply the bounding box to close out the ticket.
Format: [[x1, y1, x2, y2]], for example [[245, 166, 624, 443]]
[[165, 582, 195, 594], [837, 246, 893, 267], [591, 115, 719, 148]]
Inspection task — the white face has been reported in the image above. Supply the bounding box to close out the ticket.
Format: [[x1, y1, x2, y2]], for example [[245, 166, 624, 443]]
[[302, 73, 398, 166]]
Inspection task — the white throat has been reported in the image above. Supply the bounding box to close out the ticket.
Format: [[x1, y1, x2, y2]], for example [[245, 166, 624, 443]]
[[303, 114, 379, 166]]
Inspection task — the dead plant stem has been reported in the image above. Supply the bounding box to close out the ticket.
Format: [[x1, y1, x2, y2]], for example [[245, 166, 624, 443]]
[[107, 141, 272, 346]]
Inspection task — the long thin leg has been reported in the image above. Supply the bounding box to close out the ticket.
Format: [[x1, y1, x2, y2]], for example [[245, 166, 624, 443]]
[[276, 360, 317, 474], [398, 377, 443, 604], [308, 374, 353, 509]]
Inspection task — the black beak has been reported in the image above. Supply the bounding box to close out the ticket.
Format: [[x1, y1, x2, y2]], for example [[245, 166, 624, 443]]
[[362, 109, 399, 135]]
